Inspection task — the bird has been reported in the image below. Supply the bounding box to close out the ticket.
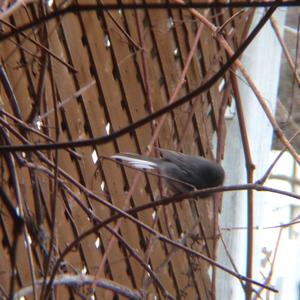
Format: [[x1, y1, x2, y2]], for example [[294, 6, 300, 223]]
[[111, 148, 225, 196]]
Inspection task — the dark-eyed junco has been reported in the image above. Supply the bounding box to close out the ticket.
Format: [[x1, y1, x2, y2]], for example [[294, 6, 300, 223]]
[[112, 148, 225, 195]]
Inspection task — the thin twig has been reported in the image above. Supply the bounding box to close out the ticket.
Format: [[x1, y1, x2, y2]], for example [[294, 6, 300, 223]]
[[0, 18, 78, 73], [39, 80, 96, 119], [270, 16, 300, 86], [258, 129, 300, 184], [0, 108, 82, 159], [254, 228, 283, 299], [216, 9, 246, 34], [0, 0, 36, 20], [230, 66, 255, 299], [13, 274, 142, 300]]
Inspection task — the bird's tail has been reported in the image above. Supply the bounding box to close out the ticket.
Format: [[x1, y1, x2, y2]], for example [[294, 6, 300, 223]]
[[111, 154, 158, 170]]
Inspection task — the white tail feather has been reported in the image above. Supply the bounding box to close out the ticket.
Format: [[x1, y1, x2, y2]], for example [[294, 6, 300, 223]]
[[111, 155, 157, 170]]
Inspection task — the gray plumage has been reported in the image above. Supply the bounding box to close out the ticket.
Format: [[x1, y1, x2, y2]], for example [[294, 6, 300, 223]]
[[112, 148, 225, 196]]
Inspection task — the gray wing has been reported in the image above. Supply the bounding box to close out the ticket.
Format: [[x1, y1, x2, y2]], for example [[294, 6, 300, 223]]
[[157, 148, 204, 170], [157, 148, 205, 188], [159, 161, 195, 193]]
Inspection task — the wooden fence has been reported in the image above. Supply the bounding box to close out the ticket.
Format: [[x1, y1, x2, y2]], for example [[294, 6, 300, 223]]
[[0, 1, 249, 299]]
